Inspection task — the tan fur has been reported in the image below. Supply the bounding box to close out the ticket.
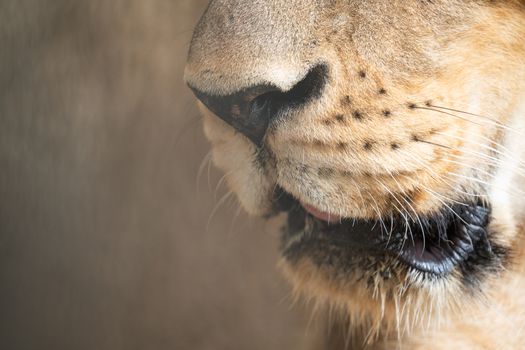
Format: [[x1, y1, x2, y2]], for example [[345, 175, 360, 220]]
[[186, 1, 525, 348]]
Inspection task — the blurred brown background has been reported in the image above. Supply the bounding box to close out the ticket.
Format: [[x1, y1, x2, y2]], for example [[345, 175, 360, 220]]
[[0, 1, 311, 349]]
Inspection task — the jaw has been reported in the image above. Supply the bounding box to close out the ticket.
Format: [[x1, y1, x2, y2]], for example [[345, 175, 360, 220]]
[[272, 131, 525, 337], [275, 128, 523, 341], [278, 208, 509, 342]]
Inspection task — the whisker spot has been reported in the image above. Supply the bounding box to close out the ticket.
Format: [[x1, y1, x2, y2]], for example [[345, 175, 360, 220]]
[[353, 111, 364, 120], [411, 134, 422, 142], [364, 140, 375, 150], [335, 114, 345, 123], [313, 140, 326, 147], [338, 142, 348, 150], [341, 96, 352, 106]]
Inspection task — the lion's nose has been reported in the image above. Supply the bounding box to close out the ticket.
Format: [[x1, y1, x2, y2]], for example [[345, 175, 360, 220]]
[[189, 64, 327, 147]]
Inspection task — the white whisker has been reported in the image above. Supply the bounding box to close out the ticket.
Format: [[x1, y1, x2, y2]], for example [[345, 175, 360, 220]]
[[429, 104, 522, 135], [207, 190, 234, 233], [197, 150, 213, 194]]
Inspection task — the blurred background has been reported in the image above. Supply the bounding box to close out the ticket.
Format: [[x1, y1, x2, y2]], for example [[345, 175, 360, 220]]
[[0, 1, 312, 349]]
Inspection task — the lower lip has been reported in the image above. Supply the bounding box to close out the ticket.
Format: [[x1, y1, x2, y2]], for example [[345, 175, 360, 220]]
[[300, 202, 343, 224]]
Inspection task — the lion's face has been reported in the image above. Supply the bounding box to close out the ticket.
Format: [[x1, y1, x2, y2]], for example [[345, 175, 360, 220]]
[[185, 0, 525, 341]]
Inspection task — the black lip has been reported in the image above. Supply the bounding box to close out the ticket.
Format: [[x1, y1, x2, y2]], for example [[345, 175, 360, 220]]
[[276, 190, 494, 276], [396, 204, 491, 275]]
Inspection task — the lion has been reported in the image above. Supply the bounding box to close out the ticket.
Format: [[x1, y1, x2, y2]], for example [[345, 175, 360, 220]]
[[184, 1, 525, 348]]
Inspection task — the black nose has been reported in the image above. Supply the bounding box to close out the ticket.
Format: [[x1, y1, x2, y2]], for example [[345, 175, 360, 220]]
[[189, 64, 328, 147]]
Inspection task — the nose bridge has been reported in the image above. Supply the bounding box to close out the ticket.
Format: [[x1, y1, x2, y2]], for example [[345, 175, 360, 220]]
[[185, 0, 320, 95]]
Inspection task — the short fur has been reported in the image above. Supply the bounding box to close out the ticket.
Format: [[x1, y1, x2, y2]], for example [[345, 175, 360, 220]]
[[185, 1, 525, 348]]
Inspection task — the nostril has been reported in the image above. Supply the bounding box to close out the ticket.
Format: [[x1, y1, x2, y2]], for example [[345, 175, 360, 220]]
[[275, 64, 328, 109], [189, 64, 328, 146], [191, 85, 280, 146]]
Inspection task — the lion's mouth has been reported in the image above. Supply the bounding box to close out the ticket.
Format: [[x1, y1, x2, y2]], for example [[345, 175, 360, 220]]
[[276, 189, 494, 276], [300, 201, 343, 224]]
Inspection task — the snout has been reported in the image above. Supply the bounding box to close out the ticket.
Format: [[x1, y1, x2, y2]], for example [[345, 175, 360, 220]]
[[184, 0, 328, 145]]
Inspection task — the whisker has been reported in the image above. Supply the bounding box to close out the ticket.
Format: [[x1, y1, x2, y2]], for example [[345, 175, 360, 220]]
[[227, 203, 244, 239], [207, 191, 235, 233], [366, 189, 391, 238], [415, 139, 453, 149], [196, 151, 213, 194], [450, 172, 525, 197], [375, 179, 414, 248], [429, 104, 519, 132], [418, 104, 522, 135], [393, 147, 493, 201], [381, 165, 427, 250], [418, 186, 470, 227], [435, 130, 525, 173], [413, 106, 485, 127], [404, 151, 522, 199], [443, 158, 502, 179], [420, 184, 469, 207], [413, 134, 525, 178], [448, 152, 525, 178], [207, 149, 214, 191], [214, 170, 234, 201], [351, 179, 368, 218], [461, 128, 514, 152], [435, 131, 525, 168], [393, 146, 463, 191]]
